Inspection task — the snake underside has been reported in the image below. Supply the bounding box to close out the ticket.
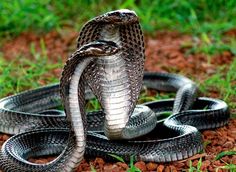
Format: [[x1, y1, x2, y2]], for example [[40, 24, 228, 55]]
[[0, 9, 230, 172]]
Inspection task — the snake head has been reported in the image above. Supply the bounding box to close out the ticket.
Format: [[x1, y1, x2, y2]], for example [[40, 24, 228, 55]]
[[96, 9, 138, 24], [78, 40, 119, 56]]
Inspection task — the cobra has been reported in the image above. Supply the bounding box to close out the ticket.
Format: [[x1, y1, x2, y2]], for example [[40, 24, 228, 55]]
[[0, 9, 229, 172]]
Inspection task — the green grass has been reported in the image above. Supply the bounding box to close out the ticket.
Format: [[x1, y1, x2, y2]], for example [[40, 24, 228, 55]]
[[138, 88, 175, 104], [203, 140, 211, 149], [1, 0, 236, 37], [0, 41, 63, 97], [1, 0, 236, 57], [215, 151, 236, 161], [108, 154, 141, 172], [216, 164, 236, 172], [188, 158, 202, 172], [199, 57, 236, 111], [186, 34, 236, 56], [215, 154, 236, 172], [214, 151, 236, 172], [90, 163, 97, 172]]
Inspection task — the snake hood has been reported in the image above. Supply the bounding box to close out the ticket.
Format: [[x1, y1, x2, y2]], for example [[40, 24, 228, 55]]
[[76, 9, 145, 139]]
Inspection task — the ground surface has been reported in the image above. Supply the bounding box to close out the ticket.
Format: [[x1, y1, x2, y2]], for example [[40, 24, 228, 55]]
[[0, 30, 235, 171]]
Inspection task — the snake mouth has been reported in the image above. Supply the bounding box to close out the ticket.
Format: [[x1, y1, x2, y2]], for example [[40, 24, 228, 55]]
[[78, 40, 120, 56]]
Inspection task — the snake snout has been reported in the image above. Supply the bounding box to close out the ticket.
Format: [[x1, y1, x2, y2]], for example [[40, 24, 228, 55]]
[[104, 9, 138, 24]]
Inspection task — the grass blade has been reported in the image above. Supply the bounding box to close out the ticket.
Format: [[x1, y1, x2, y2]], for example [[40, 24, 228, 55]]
[[108, 154, 125, 163], [215, 151, 236, 160], [197, 158, 202, 171]]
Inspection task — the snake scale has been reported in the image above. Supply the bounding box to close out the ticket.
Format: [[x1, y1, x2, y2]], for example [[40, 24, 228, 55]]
[[0, 9, 230, 172]]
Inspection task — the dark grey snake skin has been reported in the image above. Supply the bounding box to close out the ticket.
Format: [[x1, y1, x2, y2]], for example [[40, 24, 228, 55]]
[[0, 9, 230, 172]]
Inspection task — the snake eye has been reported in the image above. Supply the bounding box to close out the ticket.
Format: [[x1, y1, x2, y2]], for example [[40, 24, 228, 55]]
[[118, 12, 126, 18]]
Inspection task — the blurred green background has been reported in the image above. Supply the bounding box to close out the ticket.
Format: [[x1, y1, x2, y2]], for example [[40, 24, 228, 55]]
[[1, 0, 236, 37]]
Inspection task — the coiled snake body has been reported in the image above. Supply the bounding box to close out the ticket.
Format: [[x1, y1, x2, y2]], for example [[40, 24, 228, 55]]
[[0, 9, 230, 172]]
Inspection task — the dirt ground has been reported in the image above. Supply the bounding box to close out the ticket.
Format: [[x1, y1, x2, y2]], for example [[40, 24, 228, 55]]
[[0, 30, 235, 171]]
